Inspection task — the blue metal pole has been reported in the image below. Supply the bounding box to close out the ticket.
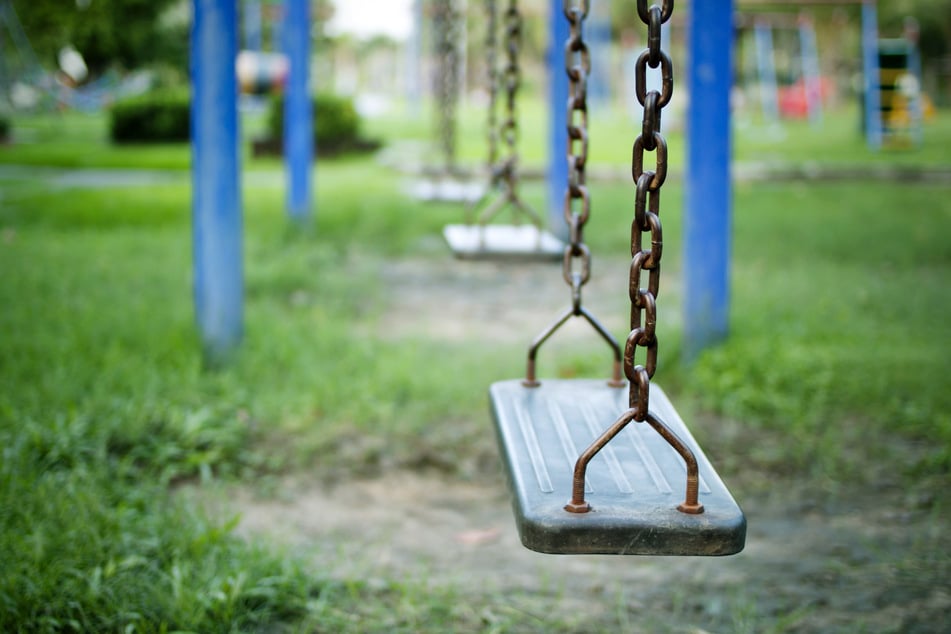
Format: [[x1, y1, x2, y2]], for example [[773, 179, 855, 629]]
[[271, 2, 284, 56], [905, 20, 923, 147], [861, 0, 882, 149], [283, 0, 313, 222], [753, 20, 779, 124], [684, 0, 733, 361], [243, 0, 262, 52], [547, 0, 569, 242], [0, 16, 7, 99], [798, 16, 822, 127], [191, 0, 243, 362], [406, 0, 423, 116], [587, 0, 611, 105]]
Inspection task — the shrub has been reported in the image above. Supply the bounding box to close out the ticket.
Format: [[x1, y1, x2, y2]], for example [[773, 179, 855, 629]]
[[267, 93, 369, 153], [0, 116, 9, 142], [109, 89, 190, 143]]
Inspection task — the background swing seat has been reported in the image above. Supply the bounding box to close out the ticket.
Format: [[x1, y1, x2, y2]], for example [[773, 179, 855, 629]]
[[489, 378, 746, 555], [443, 223, 564, 260], [409, 178, 485, 204]]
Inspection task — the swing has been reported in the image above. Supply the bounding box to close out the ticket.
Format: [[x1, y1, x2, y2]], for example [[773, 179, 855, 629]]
[[411, 0, 483, 204], [489, 1, 746, 556], [443, 0, 564, 260]]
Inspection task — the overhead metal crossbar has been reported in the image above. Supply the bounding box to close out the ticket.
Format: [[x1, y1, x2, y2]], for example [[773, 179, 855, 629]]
[[490, 0, 746, 556]]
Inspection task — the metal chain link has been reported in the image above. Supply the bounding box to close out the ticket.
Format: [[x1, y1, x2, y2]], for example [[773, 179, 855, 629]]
[[469, 0, 543, 230], [562, 0, 592, 309], [564, 0, 703, 516], [626, 0, 674, 421], [523, 0, 623, 387], [484, 0, 500, 174], [499, 0, 521, 190], [433, 0, 461, 175]]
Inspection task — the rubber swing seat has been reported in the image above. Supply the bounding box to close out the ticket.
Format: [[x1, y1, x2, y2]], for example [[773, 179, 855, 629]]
[[489, 379, 746, 556], [443, 224, 564, 261]]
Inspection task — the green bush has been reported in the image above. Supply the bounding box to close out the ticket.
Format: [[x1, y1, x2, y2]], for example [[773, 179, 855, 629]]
[[267, 93, 368, 153], [109, 89, 190, 143], [0, 116, 9, 142]]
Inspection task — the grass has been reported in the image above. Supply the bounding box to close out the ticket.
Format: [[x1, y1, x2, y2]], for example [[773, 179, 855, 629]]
[[5, 98, 951, 172], [689, 180, 951, 478], [1, 102, 950, 630]]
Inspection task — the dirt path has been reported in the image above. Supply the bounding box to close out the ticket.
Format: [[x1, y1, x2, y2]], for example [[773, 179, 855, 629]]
[[225, 256, 948, 632], [228, 469, 946, 632]]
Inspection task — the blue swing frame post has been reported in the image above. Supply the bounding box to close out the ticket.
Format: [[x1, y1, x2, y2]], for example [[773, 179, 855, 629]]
[[243, 0, 262, 52], [753, 19, 779, 125], [904, 19, 924, 147], [861, 0, 882, 149], [546, 0, 570, 243], [799, 14, 823, 127], [683, 0, 734, 361], [190, 0, 243, 363], [283, 0, 314, 222]]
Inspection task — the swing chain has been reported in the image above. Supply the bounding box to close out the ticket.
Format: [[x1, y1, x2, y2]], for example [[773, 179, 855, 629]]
[[484, 0, 500, 175], [562, 0, 592, 307], [560, 0, 703, 516], [500, 0, 522, 188], [433, 0, 461, 175], [628, 1, 674, 420]]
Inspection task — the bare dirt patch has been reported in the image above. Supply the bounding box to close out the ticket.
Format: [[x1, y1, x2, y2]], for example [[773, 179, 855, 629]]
[[222, 254, 948, 632], [223, 470, 947, 632], [375, 255, 639, 344]]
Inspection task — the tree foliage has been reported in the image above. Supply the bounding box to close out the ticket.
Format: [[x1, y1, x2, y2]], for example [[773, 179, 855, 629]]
[[11, 0, 184, 76], [879, 0, 951, 61]]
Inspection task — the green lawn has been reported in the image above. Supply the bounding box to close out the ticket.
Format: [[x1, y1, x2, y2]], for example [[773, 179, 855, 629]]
[[5, 99, 951, 172], [1, 103, 949, 630]]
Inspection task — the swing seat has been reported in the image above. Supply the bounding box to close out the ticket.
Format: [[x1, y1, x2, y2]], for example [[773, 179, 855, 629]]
[[410, 179, 485, 204], [489, 379, 746, 555], [443, 224, 564, 260]]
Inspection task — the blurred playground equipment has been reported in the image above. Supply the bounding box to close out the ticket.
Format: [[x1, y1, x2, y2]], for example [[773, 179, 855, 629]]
[[876, 34, 934, 147], [236, 51, 288, 95]]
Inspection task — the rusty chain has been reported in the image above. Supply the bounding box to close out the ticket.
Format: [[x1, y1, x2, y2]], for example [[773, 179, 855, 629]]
[[562, 0, 592, 306], [433, 0, 460, 175], [523, 0, 623, 387], [484, 0, 500, 174], [499, 0, 521, 191], [564, 0, 704, 516], [626, 0, 673, 420], [470, 0, 543, 230]]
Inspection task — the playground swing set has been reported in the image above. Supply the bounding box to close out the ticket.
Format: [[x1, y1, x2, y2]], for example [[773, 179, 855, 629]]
[[409, 0, 485, 204], [489, 0, 745, 556], [736, 0, 927, 148], [181, 0, 942, 560], [443, 0, 564, 260]]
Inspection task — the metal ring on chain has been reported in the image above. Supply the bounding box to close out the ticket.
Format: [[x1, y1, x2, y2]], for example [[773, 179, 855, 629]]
[[564, 36, 591, 80], [562, 242, 591, 287], [563, 185, 591, 227], [635, 50, 673, 108], [563, 0, 590, 21], [632, 212, 663, 271], [636, 0, 673, 24], [647, 5, 663, 67], [641, 91, 661, 151], [632, 133, 668, 190]]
